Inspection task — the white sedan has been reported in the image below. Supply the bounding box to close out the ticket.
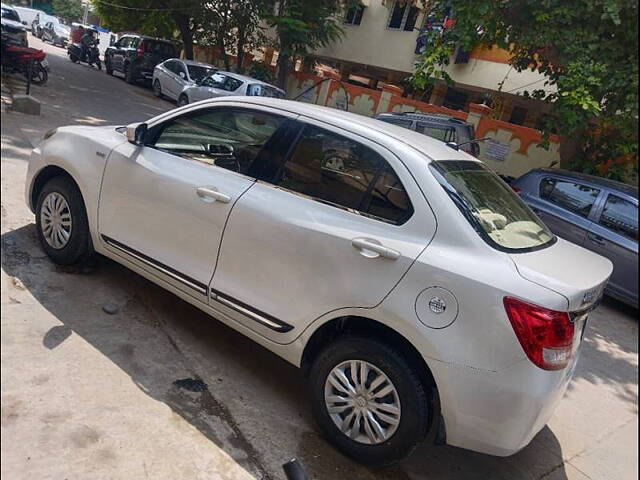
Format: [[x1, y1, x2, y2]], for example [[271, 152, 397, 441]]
[[25, 97, 612, 465], [175, 71, 285, 106], [152, 58, 217, 102]]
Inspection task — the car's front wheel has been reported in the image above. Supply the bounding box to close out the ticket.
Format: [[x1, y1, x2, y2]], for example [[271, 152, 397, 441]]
[[177, 93, 189, 106], [309, 336, 430, 465], [124, 63, 135, 84], [36, 176, 92, 265]]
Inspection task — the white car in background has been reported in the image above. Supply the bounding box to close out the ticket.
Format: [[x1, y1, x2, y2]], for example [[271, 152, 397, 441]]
[[25, 97, 612, 465], [152, 59, 217, 102], [175, 70, 285, 106]]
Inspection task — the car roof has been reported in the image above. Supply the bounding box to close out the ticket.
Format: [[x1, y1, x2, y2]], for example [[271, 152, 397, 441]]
[[180, 59, 216, 68], [183, 97, 474, 162], [529, 168, 638, 198], [215, 71, 283, 91]]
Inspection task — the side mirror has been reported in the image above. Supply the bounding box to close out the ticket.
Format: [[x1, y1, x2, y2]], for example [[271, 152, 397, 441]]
[[126, 122, 148, 146], [179, 71, 186, 79]]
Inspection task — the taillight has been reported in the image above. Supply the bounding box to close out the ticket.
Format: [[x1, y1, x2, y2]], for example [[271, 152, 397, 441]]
[[503, 297, 574, 370], [136, 41, 145, 59], [511, 186, 522, 193]]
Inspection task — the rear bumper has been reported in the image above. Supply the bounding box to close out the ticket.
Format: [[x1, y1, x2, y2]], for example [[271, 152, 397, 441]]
[[430, 352, 579, 456]]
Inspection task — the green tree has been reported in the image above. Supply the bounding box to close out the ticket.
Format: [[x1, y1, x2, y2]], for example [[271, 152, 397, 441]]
[[52, 0, 83, 23], [265, 0, 345, 88], [411, 0, 638, 180]]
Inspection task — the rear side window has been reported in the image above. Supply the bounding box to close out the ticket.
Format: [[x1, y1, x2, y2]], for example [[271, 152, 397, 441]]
[[416, 123, 456, 143], [275, 125, 413, 224], [599, 195, 638, 240], [247, 84, 285, 98], [145, 40, 176, 57], [540, 178, 600, 218]]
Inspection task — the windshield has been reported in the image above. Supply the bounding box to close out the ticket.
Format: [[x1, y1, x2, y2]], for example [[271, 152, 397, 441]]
[[187, 64, 216, 82], [247, 84, 285, 99], [430, 160, 555, 251], [1, 7, 20, 22]]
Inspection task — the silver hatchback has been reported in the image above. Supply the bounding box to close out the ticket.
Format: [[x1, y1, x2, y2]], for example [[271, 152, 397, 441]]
[[512, 168, 638, 308]]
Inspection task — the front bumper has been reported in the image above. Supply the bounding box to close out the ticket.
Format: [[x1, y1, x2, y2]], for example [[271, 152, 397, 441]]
[[431, 352, 579, 456]]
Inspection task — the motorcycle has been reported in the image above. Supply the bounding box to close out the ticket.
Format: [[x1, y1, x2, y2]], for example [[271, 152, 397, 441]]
[[67, 40, 101, 70], [1, 32, 49, 85]]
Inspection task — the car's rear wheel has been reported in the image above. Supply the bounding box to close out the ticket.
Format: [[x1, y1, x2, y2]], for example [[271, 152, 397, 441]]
[[36, 176, 92, 265], [153, 79, 162, 98], [177, 93, 189, 106], [309, 336, 430, 465]]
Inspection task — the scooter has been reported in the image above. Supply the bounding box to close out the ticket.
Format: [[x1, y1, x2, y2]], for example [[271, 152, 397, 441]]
[[1, 32, 49, 85], [68, 40, 101, 70]]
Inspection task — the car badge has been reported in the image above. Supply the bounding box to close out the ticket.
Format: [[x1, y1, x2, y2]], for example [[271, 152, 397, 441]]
[[428, 297, 446, 314]]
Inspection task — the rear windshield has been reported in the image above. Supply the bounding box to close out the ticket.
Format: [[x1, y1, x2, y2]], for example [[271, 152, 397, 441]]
[[144, 40, 175, 56], [247, 84, 285, 98], [430, 160, 555, 252]]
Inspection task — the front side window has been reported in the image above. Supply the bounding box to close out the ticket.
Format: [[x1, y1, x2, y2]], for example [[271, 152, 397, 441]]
[[540, 178, 600, 218], [344, 5, 365, 25], [430, 160, 555, 251], [276, 125, 412, 224], [388, 1, 419, 31], [150, 109, 285, 175], [1, 7, 20, 22], [599, 194, 638, 241]]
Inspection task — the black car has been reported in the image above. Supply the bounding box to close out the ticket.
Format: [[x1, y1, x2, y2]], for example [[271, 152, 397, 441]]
[[41, 19, 70, 47], [375, 112, 480, 157], [104, 33, 176, 84]]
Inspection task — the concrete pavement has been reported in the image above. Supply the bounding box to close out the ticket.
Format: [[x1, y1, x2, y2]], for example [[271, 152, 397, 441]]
[[1, 35, 638, 480]]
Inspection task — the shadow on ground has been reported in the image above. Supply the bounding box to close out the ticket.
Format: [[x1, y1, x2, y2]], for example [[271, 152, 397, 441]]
[[2, 224, 573, 480]]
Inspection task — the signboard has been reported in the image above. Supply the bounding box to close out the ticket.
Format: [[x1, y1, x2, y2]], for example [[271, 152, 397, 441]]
[[484, 139, 510, 162]]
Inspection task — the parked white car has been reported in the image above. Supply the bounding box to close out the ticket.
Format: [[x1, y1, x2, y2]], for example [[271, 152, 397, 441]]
[[175, 70, 285, 106], [25, 98, 612, 465], [152, 59, 217, 102]]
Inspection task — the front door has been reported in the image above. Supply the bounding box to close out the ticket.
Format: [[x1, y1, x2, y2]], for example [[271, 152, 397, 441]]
[[98, 106, 289, 302], [210, 118, 435, 342]]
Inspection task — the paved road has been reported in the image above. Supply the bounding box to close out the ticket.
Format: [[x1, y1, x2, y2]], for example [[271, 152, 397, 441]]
[[1, 36, 638, 480]]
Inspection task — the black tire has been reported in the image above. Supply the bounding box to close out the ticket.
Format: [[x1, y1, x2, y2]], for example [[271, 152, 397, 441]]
[[29, 64, 48, 85], [309, 336, 430, 466], [105, 58, 113, 75], [35, 176, 92, 265], [177, 94, 189, 106], [124, 63, 135, 84], [96, 59, 102, 71], [153, 79, 162, 98], [69, 54, 79, 63]]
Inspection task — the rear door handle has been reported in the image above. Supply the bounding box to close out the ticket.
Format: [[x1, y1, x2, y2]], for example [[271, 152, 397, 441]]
[[587, 234, 606, 246], [352, 237, 400, 260], [196, 186, 231, 204]]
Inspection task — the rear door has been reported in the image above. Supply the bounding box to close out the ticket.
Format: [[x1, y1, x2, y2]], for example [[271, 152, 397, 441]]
[[529, 176, 601, 246], [210, 117, 435, 342], [586, 193, 638, 304], [141, 39, 176, 73], [110, 36, 130, 71]]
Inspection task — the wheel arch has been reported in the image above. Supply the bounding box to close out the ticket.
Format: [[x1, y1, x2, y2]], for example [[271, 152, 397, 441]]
[[29, 165, 81, 212], [300, 315, 443, 442]]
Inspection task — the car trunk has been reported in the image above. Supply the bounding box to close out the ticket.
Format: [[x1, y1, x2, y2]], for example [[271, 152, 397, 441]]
[[509, 237, 613, 311]]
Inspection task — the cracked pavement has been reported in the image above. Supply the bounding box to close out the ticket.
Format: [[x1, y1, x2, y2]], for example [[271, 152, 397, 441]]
[[1, 35, 638, 480]]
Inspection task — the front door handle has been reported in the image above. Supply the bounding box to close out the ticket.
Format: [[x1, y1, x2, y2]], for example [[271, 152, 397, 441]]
[[352, 237, 400, 260], [196, 186, 231, 204], [587, 234, 606, 246]]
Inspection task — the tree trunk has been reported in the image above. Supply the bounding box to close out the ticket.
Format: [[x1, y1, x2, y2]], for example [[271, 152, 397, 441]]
[[173, 13, 193, 60], [276, 52, 290, 90], [236, 30, 246, 73], [217, 32, 230, 71]]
